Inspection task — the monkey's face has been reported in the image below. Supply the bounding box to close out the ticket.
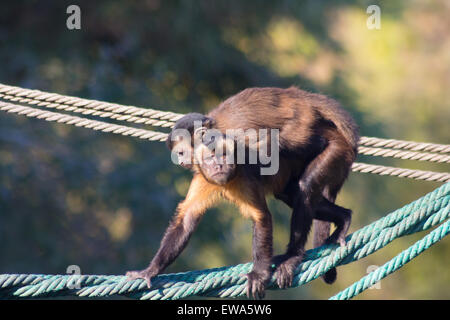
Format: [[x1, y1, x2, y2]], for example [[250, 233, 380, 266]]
[[195, 144, 237, 186], [171, 140, 194, 169]]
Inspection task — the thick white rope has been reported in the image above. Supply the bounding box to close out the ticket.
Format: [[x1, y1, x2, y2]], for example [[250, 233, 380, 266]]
[[359, 136, 450, 154], [351, 162, 449, 183], [0, 100, 168, 142], [1, 100, 448, 183], [1, 83, 449, 156], [0, 93, 176, 128], [358, 146, 450, 163], [0, 83, 183, 124]]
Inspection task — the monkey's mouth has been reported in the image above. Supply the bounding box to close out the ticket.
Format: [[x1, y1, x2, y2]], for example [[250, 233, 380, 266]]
[[211, 172, 228, 179], [210, 172, 231, 185]]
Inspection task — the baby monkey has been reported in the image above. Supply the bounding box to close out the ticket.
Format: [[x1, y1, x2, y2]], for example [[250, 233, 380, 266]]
[[194, 131, 238, 186]]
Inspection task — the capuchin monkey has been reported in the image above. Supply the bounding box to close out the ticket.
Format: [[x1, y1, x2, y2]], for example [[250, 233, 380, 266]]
[[126, 87, 359, 299]]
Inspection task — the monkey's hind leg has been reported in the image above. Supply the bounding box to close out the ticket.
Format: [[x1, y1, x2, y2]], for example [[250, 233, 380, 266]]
[[274, 138, 353, 287], [273, 190, 313, 289], [313, 219, 336, 284], [315, 199, 352, 247], [305, 139, 353, 284]]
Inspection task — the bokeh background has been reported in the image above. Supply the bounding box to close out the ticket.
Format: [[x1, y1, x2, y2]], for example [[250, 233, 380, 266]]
[[0, 0, 449, 299]]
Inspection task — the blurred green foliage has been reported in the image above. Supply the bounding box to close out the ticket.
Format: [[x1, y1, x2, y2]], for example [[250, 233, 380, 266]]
[[0, 0, 448, 299]]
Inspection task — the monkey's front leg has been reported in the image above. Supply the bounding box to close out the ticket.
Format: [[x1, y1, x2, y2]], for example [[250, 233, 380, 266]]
[[247, 212, 273, 299], [126, 174, 219, 287], [126, 211, 201, 287]]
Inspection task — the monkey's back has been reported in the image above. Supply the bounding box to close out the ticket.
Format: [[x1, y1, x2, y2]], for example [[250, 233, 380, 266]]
[[208, 87, 359, 154]]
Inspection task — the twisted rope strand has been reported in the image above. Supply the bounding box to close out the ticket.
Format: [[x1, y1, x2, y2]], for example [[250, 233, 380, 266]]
[[0, 101, 168, 142], [351, 162, 450, 183], [2, 83, 450, 157], [329, 219, 450, 300], [1, 197, 447, 299], [0, 183, 447, 299], [1, 100, 448, 182], [359, 136, 450, 154], [0, 93, 176, 128], [358, 146, 450, 163], [140, 195, 449, 299], [0, 83, 183, 123]]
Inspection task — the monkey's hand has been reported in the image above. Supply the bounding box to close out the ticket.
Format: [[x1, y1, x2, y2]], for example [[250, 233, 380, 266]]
[[272, 254, 302, 289], [245, 269, 270, 300], [126, 267, 159, 288]]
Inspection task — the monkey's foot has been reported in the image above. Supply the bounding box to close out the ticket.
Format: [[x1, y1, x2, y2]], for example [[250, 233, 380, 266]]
[[327, 221, 351, 247], [273, 255, 302, 289], [326, 232, 347, 247], [328, 210, 352, 247], [126, 268, 158, 288], [245, 270, 270, 300]]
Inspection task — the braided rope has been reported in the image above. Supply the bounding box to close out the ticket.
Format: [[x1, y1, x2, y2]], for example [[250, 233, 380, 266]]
[[0, 93, 176, 128], [1, 100, 448, 182], [351, 162, 450, 183], [0, 83, 183, 123], [330, 219, 450, 300], [358, 146, 450, 163], [0, 101, 168, 142], [359, 136, 450, 154], [2, 83, 449, 156], [0, 183, 448, 299]]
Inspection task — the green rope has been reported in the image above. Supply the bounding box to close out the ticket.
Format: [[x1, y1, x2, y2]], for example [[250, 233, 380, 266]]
[[0, 183, 448, 299], [330, 219, 450, 300]]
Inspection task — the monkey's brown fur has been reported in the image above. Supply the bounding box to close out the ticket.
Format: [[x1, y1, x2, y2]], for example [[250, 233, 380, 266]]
[[127, 87, 359, 299]]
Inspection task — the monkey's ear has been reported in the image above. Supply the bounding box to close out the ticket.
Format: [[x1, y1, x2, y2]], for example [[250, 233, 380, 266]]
[[194, 126, 208, 142], [203, 117, 216, 128], [166, 132, 173, 150]]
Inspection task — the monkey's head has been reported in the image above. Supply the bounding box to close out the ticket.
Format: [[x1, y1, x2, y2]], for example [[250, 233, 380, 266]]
[[194, 135, 237, 186], [166, 113, 216, 169]]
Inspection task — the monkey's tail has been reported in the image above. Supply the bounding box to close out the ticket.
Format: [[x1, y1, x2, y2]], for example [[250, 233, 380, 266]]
[[323, 267, 337, 284], [313, 220, 337, 284]]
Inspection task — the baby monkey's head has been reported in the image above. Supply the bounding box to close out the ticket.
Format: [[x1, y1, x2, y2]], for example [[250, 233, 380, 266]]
[[194, 133, 237, 186]]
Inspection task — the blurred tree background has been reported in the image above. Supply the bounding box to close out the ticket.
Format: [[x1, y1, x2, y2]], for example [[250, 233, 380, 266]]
[[0, 0, 448, 299]]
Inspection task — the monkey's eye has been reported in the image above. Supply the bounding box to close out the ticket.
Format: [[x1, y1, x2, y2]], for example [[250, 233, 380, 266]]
[[177, 151, 184, 157]]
